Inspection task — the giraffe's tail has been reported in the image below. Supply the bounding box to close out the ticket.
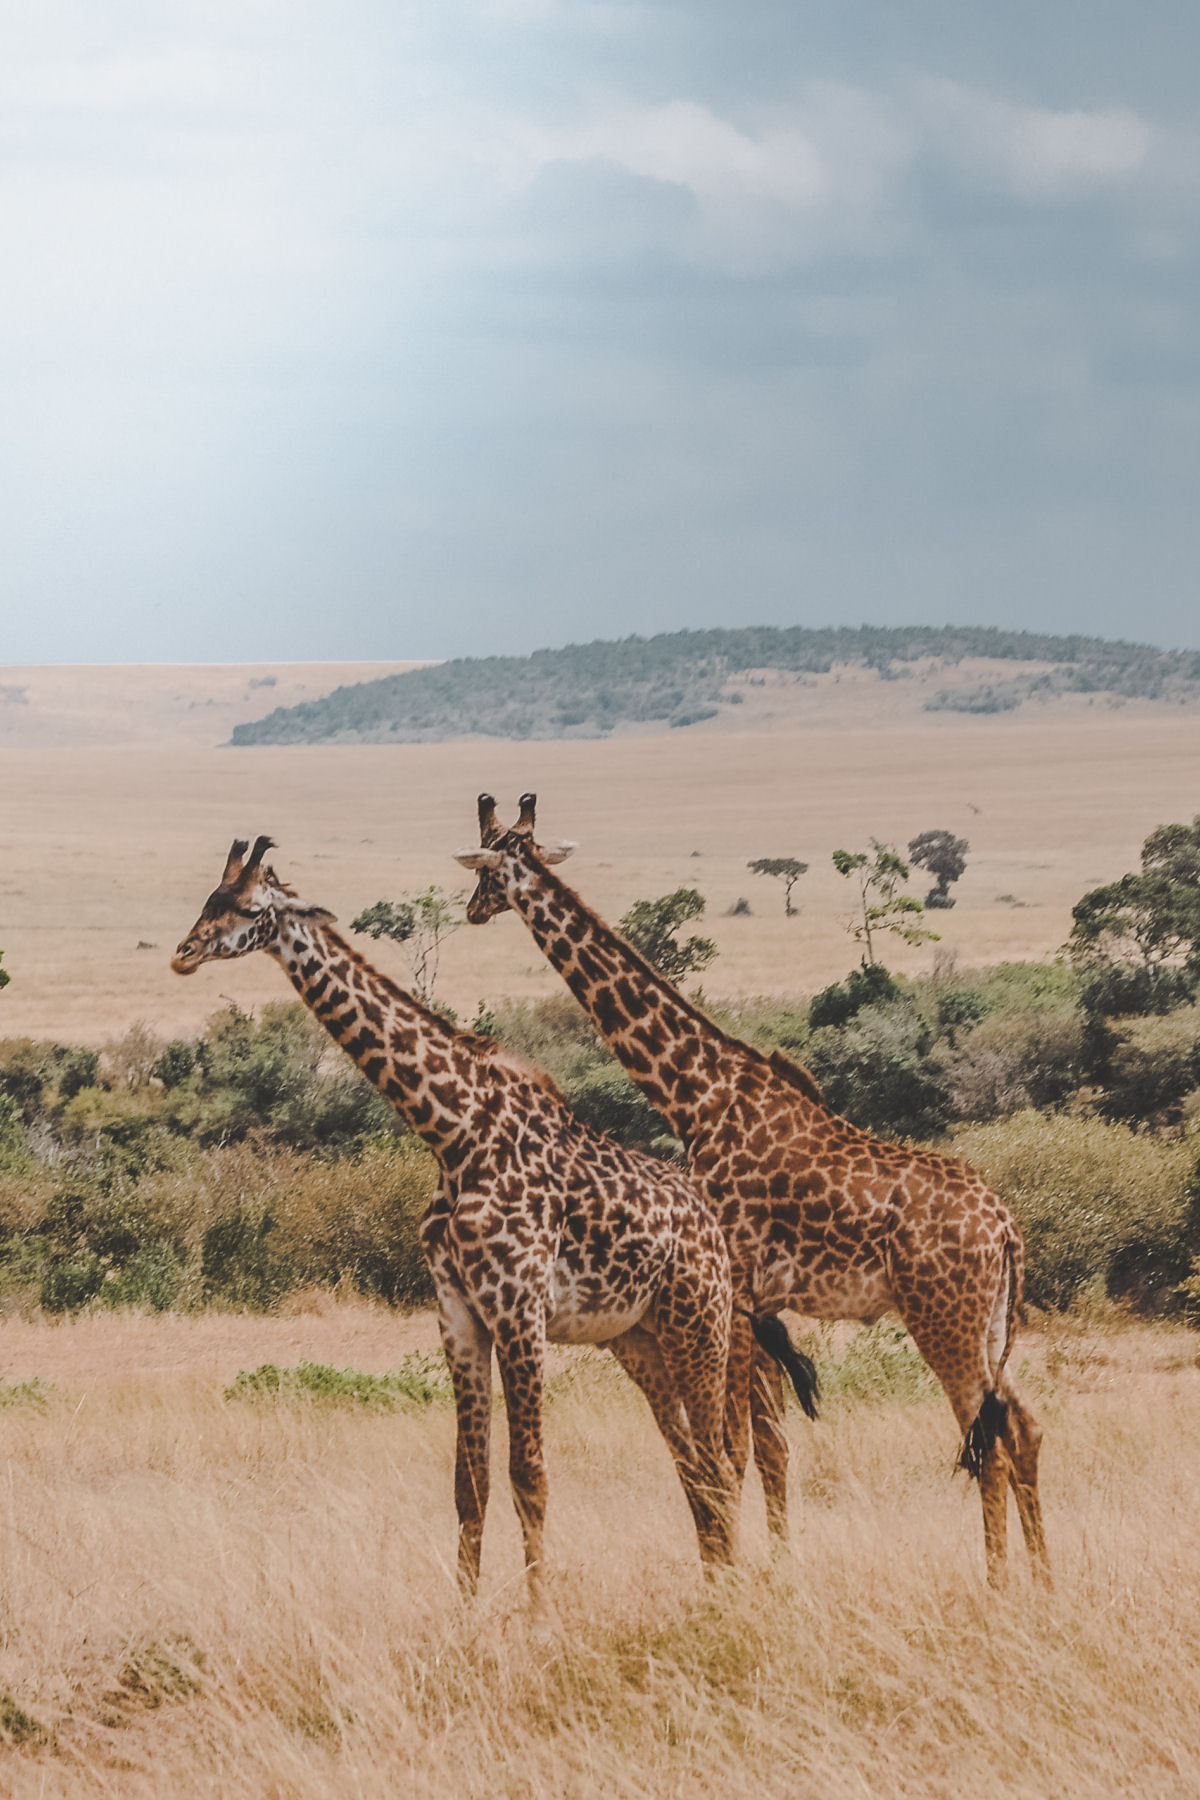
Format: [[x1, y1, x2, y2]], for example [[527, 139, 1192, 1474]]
[[751, 1313, 820, 1421], [957, 1234, 1018, 1479]]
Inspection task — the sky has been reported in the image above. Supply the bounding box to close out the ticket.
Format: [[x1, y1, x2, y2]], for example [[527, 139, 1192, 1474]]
[[2, 1, 1198, 664]]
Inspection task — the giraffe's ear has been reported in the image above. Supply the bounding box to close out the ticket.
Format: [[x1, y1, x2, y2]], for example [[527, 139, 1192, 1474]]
[[454, 849, 503, 870], [538, 840, 577, 865]]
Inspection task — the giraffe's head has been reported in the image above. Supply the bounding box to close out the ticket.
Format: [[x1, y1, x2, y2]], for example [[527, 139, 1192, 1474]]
[[455, 793, 575, 924], [171, 836, 333, 975]]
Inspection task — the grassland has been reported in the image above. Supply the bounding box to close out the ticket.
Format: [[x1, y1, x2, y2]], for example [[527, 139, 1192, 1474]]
[[3, 663, 1200, 1041], [0, 1305, 1197, 1797]]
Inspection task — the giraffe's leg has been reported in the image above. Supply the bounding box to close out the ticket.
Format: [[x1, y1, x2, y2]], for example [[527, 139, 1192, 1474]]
[[724, 1310, 755, 1498], [609, 1327, 735, 1567], [750, 1344, 790, 1542], [896, 1302, 1014, 1587], [997, 1373, 1050, 1581], [493, 1316, 549, 1591], [434, 1277, 494, 1597]]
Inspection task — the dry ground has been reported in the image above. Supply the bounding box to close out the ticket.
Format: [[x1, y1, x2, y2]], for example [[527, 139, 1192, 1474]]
[[1, 663, 1199, 1042], [0, 1305, 1197, 1797]]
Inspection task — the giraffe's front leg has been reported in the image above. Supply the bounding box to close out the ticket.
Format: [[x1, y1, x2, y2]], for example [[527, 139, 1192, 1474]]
[[494, 1312, 549, 1594], [433, 1274, 494, 1596]]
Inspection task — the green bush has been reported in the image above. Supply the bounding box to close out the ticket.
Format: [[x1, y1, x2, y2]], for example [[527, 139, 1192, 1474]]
[[940, 1003, 1088, 1121], [808, 963, 901, 1031], [1097, 1005, 1200, 1123], [952, 1112, 1200, 1312], [807, 1002, 947, 1139], [809, 1321, 939, 1407], [225, 1354, 452, 1409]]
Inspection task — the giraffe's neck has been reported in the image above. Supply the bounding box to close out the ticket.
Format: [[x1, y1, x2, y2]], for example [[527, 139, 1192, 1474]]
[[502, 854, 753, 1143], [266, 917, 484, 1164]]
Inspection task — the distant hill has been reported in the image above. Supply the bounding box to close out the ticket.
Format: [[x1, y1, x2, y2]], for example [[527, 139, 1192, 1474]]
[[229, 625, 1200, 746]]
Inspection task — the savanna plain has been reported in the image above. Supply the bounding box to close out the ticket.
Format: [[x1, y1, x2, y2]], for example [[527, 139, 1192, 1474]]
[[2, 665, 1200, 1796]]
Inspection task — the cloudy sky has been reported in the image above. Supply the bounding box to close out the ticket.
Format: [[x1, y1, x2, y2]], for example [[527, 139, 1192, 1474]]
[[2, 1, 1197, 663]]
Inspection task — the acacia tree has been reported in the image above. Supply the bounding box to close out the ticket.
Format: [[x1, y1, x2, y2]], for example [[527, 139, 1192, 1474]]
[[747, 856, 808, 916], [618, 887, 717, 983], [351, 885, 465, 1007], [1067, 815, 1200, 1015], [831, 841, 939, 965], [907, 830, 969, 910], [0, 951, 8, 992]]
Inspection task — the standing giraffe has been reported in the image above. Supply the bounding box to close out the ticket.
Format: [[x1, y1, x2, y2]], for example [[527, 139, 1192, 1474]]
[[456, 796, 1048, 1585], [172, 835, 740, 1594]]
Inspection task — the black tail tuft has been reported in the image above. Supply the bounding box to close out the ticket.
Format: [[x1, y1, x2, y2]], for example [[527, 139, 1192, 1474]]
[[958, 1391, 1008, 1480], [751, 1314, 820, 1421]]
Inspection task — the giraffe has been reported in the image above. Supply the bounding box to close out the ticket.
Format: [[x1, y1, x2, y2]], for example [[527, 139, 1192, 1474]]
[[456, 796, 1048, 1586], [172, 835, 740, 1595]]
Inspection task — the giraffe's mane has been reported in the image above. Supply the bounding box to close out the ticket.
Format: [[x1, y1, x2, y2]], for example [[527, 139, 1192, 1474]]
[[765, 1048, 825, 1106], [466, 1037, 567, 1103], [524, 845, 827, 1105], [295, 914, 568, 1102]]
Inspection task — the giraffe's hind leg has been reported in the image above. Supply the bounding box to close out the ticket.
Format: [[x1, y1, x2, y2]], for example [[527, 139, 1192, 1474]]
[[895, 1297, 1013, 1586], [998, 1372, 1049, 1581], [749, 1345, 790, 1542], [609, 1327, 735, 1568], [433, 1277, 494, 1596], [493, 1314, 549, 1593]]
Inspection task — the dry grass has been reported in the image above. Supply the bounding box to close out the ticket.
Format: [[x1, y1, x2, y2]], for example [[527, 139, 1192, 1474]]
[[0, 1307, 1197, 1797], [4, 663, 1200, 1041]]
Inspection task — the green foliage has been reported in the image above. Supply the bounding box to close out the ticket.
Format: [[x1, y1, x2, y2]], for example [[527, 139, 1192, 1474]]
[[225, 1353, 453, 1410], [935, 987, 989, 1036], [0, 950, 9, 992], [746, 857, 808, 915], [809, 1321, 939, 1407], [938, 1002, 1088, 1121], [565, 1064, 680, 1159], [1069, 816, 1200, 1016], [351, 885, 465, 1005], [952, 1112, 1200, 1312], [154, 1040, 196, 1089], [808, 963, 901, 1031], [618, 888, 718, 984], [832, 842, 938, 963], [1096, 1006, 1200, 1124], [0, 1376, 55, 1410], [907, 829, 969, 907], [807, 1001, 948, 1139], [229, 625, 1200, 745]]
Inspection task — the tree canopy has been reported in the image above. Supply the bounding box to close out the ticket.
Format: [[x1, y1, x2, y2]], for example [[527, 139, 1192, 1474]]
[[907, 830, 969, 908], [618, 888, 718, 984], [832, 842, 939, 964], [747, 857, 808, 916]]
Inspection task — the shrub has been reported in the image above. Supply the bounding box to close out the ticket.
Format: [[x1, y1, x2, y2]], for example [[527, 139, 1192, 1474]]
[[225, 1354, 452, 1409], [808, 964, 901, 1031], [807, 1002, 947, 1139], [1097, 1005, 1200, 1123], [564, 1064, 676, 1158], [809, 1320, 939, 1407], [952, 1112, 1199, 1311], [940, 1003, 1088, 1121]]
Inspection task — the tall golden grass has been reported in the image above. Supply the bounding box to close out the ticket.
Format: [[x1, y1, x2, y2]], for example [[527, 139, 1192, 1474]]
[[0, 1308, 1198, 1797]]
